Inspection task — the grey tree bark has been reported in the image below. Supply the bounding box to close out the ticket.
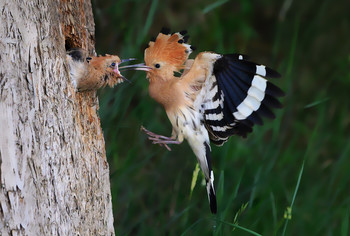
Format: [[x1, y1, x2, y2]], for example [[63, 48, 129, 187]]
[[0, 0, 115, 235]]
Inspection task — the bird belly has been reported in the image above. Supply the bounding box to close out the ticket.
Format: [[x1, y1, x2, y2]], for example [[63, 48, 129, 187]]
[[167, 106, 212, 181], [166, 106, 209, 144]]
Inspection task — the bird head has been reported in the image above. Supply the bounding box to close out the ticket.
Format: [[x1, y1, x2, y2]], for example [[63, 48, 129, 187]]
[[101, 55, 123, 75], [89, 55, 151, 87], [88, 55, 124, 83], [144, 28, 194, 82]]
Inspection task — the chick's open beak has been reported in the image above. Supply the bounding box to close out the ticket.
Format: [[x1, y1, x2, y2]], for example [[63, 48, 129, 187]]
[[113, 59, 152, 83], [110, 58, 135, 83]]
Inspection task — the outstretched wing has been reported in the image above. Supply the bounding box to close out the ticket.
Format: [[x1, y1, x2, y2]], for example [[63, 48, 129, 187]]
[[201, 53, 285, 146]]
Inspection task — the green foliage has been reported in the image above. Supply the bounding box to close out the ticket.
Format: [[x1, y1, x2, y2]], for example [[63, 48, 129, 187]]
[[92, 0, 350, 235], [189, 163, 200, 200]]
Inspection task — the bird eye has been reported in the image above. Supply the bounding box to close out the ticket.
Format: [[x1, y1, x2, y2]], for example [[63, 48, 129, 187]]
[[155, 63, 161, 68], [111, 62, 116, 67]]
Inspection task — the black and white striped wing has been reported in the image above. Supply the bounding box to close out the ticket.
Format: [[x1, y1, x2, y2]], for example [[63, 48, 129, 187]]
[[202, 53, 284, 146]]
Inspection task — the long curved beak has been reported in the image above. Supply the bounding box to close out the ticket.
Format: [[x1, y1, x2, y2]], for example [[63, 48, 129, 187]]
[[112, 59, 152, 84], [119, 63, 152, 72], [120, 58, 138, 63]]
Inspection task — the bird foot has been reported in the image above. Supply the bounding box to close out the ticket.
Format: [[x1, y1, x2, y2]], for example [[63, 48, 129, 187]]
[[140, 126, 181, 151]]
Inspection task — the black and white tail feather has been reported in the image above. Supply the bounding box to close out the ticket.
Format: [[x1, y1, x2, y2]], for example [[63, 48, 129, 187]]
[[202, 53, 284, 146], [203, 142, 217, 214]]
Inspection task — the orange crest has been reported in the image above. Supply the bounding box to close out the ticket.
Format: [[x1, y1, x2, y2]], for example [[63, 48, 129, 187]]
[[144, 28, 193, 71]]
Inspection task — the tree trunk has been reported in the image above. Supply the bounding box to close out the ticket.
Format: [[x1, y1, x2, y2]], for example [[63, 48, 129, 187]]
[[0, 0, 114, 235]]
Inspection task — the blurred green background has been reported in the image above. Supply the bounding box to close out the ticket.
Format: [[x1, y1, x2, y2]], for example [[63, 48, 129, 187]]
[[91, 0, 350, 235]]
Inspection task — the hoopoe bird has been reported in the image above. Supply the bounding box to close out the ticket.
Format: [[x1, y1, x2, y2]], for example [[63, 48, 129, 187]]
[[141, 28, 284, 214], [67, 48, 149, 91]]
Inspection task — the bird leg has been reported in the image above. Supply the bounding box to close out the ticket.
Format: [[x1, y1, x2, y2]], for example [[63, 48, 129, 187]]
[[140, 126, 181, 151]]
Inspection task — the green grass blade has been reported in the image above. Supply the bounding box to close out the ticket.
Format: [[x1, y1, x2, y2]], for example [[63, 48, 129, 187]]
[[215, 218, 262, 236], [189, 163, 200, 199], [341, 208, 349, 236], [139, 0, 158, 44], [182, 217, 262, 236], [304, 97, 329, 109], [291, 161, 304, 207], [248, 166, 262, 209], [281, 160, 305, 236], [202, 0, 229, 14]]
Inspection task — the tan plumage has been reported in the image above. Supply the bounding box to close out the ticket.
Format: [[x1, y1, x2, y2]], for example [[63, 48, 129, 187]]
[[141, 29, 284, 214], [86, 54, 123, 89], [143, 30, 218, 213]]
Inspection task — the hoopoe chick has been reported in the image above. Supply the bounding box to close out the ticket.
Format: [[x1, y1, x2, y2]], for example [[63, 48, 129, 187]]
[[66, 48, 149, 91], [141, 28, 285, 214]]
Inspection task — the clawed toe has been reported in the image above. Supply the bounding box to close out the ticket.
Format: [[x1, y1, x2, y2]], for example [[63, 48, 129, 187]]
[[141, 126, 180, 151]]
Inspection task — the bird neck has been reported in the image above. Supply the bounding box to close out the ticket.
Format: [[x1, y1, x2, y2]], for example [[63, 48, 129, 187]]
[[149, 77, 183, 110]]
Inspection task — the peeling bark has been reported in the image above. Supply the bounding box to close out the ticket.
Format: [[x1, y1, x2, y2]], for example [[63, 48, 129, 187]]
[[0, 0, 114, 235]]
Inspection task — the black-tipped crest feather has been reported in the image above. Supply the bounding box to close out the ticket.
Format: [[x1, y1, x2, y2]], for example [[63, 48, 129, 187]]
[[160, 27, 171, 35]]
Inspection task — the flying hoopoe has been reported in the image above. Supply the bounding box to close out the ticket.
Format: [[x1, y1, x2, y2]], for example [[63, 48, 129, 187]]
[[141, 28, 284, 214], [67, 48, 149, 91]]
